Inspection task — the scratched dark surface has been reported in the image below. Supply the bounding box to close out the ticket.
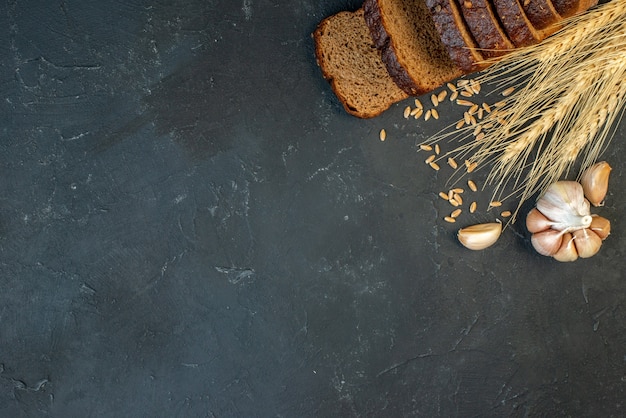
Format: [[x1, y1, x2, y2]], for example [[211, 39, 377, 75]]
[[0, 0, 625, 416]]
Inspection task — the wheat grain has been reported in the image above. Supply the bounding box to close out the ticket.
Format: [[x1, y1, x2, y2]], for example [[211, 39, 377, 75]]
[[431, 94, 439, 107]]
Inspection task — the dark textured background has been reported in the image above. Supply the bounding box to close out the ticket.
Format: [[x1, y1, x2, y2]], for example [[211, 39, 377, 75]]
[[0, 0, 624, 416]]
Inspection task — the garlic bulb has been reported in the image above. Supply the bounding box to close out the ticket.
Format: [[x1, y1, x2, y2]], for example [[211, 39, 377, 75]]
[[580, 161, 611, 206], [458, 222, 502, 250], [526, 180, 609, 262]]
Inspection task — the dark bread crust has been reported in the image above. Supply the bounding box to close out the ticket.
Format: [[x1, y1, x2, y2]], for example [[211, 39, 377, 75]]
[[363, 0, 423, 95], [363, 0, 387, 49], [458, 0, 514, 58], [522, 0, 562, 29], [493, 0, 542, 47], [426, 0, 486, 72], [552, 0, 598, 17]]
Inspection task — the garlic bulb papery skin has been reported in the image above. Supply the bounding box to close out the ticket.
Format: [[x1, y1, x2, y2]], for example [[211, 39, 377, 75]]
[[526, 208, 555, 233], [535, 181, 592, 232], [457, 222, 502, 250], [589, 215, 611, 240], [581, 161, 611, 207], [553, 232, 578, 262], [531, 229, 564, 256], [573, 228, 602, 258]]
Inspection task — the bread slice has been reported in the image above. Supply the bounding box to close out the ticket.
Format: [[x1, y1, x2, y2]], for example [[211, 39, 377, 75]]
[[458, 0, 515, 58], [363, 0, 463, 95], [551, 0, 597, 17], [313, 9, 408, 118], [521, 0, 563, 30], [425, 0, 488, 72], [492, 0, 545, 46]]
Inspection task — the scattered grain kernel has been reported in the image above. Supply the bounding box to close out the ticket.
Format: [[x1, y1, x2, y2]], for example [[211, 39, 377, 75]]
[[449, 198, 460, 207], [414, 99, 423, 109], [425, 154, 436, 164], [464, 112, 471, 125], [447, 82, 457, 92], [420, 144, 433, 151], [460, 90, 474, 97], [452, 188, 464, 194], [502, 86, 515, 96], [450, 90, 459, 101], [404, 106, 412, 119], [470, 201, 477, 213], [482, 122, 493, 130], [455, 119, 465, 129], [467, 180, 477, 192], [439, 191, 449, 200], [431, 94, 439, 107], [468, 104, 479, 114], [469, 114, 477, 125], [467, 162, 478, 173], [444, 216, 456, 223], [431, 108, 440, 120], [454, 193, 463, 205], [501, 210, 512, 217], [494, 100, 506, 108], [425, 109, 432, 121], [435, 144, 441, 155], [482, 102, 491, 113], [451, 209, 462, 218], [447, 157, 458, 169], [438, 90, 448, 102], [429, 161, 440, 171], [478, 107, 484, 119], [379, 129, 386, 141], [473, 125, 482, 136], [413, 109, 423, 119], [448, 190, 455, 200], [410, 107, 420, 116], [456, 99, 475, 107], [475, 132, 485, 142], [490, 200, 503, 207], [457, 79, 469, 87]]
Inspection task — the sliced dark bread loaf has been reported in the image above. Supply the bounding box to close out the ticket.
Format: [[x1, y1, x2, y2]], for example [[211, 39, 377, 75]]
[[493, 0, 545, 46], [552, 0, 597, 17], [458, 0, 515, 58], [521, 0, 563, 30], [363, 0, 463, 95], [313, 9, 408, 118], [425, 0, 488, 72]]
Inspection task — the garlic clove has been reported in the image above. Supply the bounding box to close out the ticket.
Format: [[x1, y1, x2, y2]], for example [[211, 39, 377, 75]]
[[580, 161, 611, 207], [573, 228, 602, 258], [553, 232, 578, 262], [531, 229, 563, 256], [457, 222, 502, 250], [536, 181, 592, 231], [589, 215, 611, 240], [526, 208, 554, 233]]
